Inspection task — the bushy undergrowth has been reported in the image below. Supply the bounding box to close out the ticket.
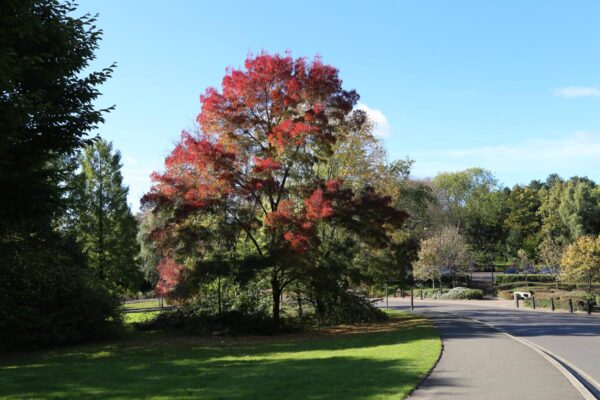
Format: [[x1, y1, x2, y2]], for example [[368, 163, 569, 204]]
[[415, 287, 483, 300], [136, 292, 386, 336], [494, 274, 556, 285], [0, 238, 121, 351], [499, 286, 597, 311], [438, 287, 484, 300]]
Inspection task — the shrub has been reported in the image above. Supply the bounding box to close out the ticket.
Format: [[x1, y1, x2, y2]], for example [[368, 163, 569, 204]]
[[494, 274, 556, 285], [0, 238, 121, 351], [136, 292, 386, 336], [439, 287, 484, 300], [521, 291, 595, 311]]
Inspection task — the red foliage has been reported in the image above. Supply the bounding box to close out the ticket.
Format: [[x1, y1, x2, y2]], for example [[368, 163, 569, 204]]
[[143, 52, 405, 257], [283, 231, 310, 252], [155, 257, 184, 297], [305, 188, 333, 220], [197, 52, 357, 153], [253, 156, 281, 173]]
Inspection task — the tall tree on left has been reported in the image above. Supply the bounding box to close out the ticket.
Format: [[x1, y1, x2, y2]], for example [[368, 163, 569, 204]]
[[0, 0, 119, 349], [72, 139, 141, 294]]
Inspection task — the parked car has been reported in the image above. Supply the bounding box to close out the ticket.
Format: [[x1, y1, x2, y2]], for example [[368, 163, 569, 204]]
[[504, 267, 517, 274]]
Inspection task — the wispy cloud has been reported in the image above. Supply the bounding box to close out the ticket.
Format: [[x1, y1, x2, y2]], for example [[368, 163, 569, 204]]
[[411, 132, 600, 182], [554, 86, 600, 98], [357, 103, 392, 138]]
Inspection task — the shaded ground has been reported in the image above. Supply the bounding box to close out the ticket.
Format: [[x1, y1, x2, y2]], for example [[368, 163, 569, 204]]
[[0, 312, 440, 400]]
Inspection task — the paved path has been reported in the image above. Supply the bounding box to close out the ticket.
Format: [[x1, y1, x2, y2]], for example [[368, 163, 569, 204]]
[[408, 312, 583, 399], [377, 298, 600, 399]]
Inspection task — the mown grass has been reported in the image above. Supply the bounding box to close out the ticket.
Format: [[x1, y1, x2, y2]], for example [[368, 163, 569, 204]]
[[121, 299, 167, 310], [0, 311, 440, 400]]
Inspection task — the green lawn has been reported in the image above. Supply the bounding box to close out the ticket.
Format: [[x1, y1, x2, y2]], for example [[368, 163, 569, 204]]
[[0, 312, 441, 400], [121, 299, 167, 310]]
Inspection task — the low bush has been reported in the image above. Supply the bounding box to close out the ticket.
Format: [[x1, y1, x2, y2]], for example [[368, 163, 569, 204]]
[[136, 292, 387, 336], [0, 237, 121, 351], [136, 308, 300, 336], [438, 287, 484, 300], [494, 274, 556, 285], [521, 291, 596, 311]]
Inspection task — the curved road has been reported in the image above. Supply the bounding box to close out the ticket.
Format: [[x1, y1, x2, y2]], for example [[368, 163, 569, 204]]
[[383, 298, 600, 398]]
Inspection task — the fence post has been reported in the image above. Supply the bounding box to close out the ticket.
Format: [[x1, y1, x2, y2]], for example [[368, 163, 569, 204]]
[[410, 287, 414, 310], [550, 297, 555, 312], [569, 298, 574, 313], [532, 296, 536, 310], [515, 294, 520, 308], [587, 300, 592, 315], [420, 289, 423, 300], [385, 283, 389, 309], [401, 288, 404, 298]]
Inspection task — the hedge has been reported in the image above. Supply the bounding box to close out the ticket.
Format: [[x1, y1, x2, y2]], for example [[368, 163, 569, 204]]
[[494, 274, 556, 285]]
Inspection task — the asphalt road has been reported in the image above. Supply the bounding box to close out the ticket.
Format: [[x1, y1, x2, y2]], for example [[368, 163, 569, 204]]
[[386, 298, 600, 394], [408, 312, 583, 400]]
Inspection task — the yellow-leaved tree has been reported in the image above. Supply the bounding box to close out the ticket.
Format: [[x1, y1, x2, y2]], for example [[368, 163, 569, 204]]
[[561, 235, 600, 293]]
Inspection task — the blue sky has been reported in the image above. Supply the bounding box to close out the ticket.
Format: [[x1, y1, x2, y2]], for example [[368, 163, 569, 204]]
[[78, 0, 600, 210]]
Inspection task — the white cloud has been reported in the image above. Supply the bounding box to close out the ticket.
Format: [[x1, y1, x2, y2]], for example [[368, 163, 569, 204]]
[[554, 86, 600, 98], [411, 132, 600, 183], [357, 103, 392, 138]]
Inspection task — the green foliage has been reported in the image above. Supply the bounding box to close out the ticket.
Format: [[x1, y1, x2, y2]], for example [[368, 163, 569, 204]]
[[0, 0, 114, 235], [438, 287, 484, 300], [414, 226, 470, 287], [136, 211, 163, 286], [558, 179, 600, 240], [522, 291, 595, 311], [561, 235, 600, 292], [494, 274, 556, 284], [0, 0, 117, 349], [70, 139, 141, 294], [0, 235, 120, 351], [504, 186, 542, 258]]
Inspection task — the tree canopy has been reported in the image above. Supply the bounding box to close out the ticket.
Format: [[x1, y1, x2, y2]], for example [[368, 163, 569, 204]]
[[143, 52, 406, 326]]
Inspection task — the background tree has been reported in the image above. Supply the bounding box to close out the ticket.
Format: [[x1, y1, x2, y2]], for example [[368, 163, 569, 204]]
[[561, 235, 600, 293], [558, 179, 600, 241], [73, 139, 141, 294], [0, 0, 117, 349], [431, 168, 498, 229], [414, 226, 470, 288], [504, 185, 542, 259]]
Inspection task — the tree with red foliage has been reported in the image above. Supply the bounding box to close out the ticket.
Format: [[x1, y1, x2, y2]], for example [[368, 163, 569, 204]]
[[143, 52, 405, 327]]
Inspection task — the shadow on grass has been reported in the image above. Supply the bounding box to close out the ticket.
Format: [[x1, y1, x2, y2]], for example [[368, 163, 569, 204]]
[[0, 314, 440, 400]]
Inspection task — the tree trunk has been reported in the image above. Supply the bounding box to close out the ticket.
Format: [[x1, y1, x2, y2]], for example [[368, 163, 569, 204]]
[[296, 290, 303, 318], [271, 273, 281, 330], [217, 275, 222, 315]]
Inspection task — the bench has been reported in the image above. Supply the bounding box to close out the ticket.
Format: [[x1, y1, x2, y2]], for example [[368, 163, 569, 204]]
[[513, 291, 532, 299]]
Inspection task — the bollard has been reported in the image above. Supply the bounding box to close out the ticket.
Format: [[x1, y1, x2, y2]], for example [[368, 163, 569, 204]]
[[587, 300, 592, 315], [532, 296, 536, 310], [569, 298, 573, 313], [515, 294, 519, 308], [385, 283, 389, 309], [410, 287, 414, 310], [550, 297, 555, 312], [420, 289, 423, 300]]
